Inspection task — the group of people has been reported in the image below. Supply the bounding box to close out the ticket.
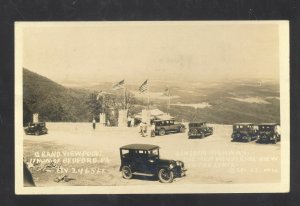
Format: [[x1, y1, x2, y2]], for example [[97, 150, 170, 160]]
[[127, 116, 135, 127], [91, 116, 156, 137], [139, 122, 156, 137]]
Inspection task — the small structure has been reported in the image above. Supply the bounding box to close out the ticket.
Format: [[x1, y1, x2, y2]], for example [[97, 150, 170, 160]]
[[99, 113, 106, 126], [118, 109, 128, 127], [33, 113, 39, 123], [134, 109, 174, 126]]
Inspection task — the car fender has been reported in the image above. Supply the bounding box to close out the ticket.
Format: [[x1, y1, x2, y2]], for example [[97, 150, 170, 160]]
[[120, 164, 133, 172], [157, 165, 172, 173]]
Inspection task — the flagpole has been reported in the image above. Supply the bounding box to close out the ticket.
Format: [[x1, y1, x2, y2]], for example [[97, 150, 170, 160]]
[[124, 87, 126, 110], [147, 79, 150, 110], [168, 90, 170, 115]]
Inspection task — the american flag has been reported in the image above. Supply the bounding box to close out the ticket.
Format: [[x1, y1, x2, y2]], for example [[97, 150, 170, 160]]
[[162, 88, 169, 96], [139, 80, 148, 93], [112, 79, 125, 90]]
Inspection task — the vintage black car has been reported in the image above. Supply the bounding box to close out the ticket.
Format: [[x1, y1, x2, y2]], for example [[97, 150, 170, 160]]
[[119, 144, 186, 183], [24, 122, 48, 136], [257, 123, 281, 144], [231, 123, 258, 142], [188, 122, 213, 138], [154, 119, 186, 136]]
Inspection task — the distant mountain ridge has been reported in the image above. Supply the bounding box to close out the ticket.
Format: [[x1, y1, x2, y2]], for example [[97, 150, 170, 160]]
[[23, 68, 280, 124]]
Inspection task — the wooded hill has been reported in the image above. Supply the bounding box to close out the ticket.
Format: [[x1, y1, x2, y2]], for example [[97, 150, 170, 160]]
[[23, 68, 143, 124]]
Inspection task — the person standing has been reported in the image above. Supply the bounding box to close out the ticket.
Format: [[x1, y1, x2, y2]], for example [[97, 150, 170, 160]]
[[127, 116, 131, 127], [151, 122, 156, 137], [92, 118, 96, 130], [130, 117, 135, 127]]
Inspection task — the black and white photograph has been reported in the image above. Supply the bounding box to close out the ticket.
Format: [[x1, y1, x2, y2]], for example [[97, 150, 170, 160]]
[[14, 21, 289, 194]]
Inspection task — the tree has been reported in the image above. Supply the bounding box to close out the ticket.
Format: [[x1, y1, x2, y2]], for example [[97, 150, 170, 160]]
[[86, 92, 104, 122]]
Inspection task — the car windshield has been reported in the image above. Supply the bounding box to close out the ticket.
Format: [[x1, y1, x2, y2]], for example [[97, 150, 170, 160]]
[[259, 125, 274, 131], [189, 123, 204, 127], [234, 125, 251, 131]]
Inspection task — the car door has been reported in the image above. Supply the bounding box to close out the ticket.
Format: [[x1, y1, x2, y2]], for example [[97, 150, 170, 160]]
[[168, 120, 177, 132], [163, 120, 171, 132], [134, 150, 151, 173]]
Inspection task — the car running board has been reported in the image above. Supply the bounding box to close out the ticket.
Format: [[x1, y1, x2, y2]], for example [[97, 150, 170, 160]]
[[133, 172, 155, 177]]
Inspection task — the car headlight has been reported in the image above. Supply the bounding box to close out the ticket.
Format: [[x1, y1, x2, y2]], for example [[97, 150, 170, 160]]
[[169, 163, 174, 169]]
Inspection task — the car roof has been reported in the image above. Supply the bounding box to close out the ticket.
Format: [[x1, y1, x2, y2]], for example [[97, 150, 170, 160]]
[[258, 123, 278, 126], [233, 123, 254, 125], [154, 119, 173, 122], [120, 144, 159, 150]]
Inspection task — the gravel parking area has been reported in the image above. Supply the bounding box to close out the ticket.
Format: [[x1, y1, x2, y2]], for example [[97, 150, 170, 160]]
[[23, 123, 280, 186]]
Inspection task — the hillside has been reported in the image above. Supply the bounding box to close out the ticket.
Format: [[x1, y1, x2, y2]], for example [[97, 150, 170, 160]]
[[23, 68, 90, 123]]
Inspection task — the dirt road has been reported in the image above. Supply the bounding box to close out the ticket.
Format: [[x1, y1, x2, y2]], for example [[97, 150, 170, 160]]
[[23, 123, 280, 186]]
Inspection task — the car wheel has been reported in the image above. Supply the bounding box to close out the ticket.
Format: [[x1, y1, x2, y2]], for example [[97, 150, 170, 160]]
[[159, 129, 166, 136], [247, 136, 251, 142], [35, 131, 40, 136], [273, 137, 277, 144], [158, 168, 174, 183], [122, 166, 133, 179], [201, 133, 205, 138]]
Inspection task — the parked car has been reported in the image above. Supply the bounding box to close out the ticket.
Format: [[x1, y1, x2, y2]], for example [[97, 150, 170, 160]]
[[119, 144, 187, 183], [188, 122, 213, 138], [231, 123, 258, 142], [256, 123, 281, 144], [154, 119, 186, 136], [24, 122, 48, 136]]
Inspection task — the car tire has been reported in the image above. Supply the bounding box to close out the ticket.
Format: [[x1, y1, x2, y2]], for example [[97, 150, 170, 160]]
[[201, 133, 205, 138], [35, 131, 40, 136], [121, 166, 133, 179], [158, 168, 174, 183], [247, 136, 251, 142], [159, 129, 166, 136], [273, 137, 277, 144]]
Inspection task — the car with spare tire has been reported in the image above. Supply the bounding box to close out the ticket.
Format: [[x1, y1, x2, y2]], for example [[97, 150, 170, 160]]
[[119, 144, 186, 183], [24, 122, 48, 136], [231, 123, 258, 142], [154, 119, 186, 136], [188, 122, 213, 138], [256, 123, 281, 144]]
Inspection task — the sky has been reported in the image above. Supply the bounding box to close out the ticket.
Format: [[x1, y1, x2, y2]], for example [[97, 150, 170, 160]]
[[21, 22, 280, 86]]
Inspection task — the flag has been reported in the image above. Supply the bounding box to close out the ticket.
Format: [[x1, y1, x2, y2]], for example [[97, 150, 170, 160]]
[[112, 79, 125, 90], [162, 88, 169, 96], [139, 80, 148, 93]]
